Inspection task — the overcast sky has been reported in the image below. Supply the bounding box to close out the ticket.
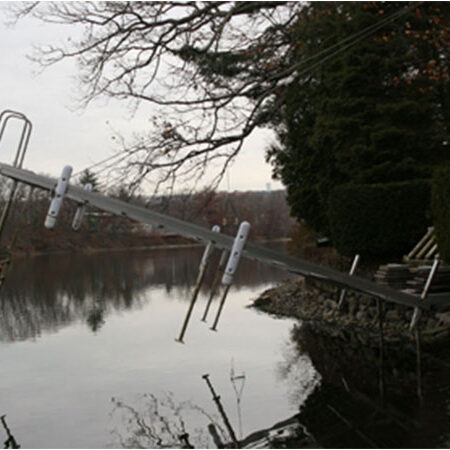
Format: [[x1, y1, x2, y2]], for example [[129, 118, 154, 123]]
[[0, 4, 283, 193]]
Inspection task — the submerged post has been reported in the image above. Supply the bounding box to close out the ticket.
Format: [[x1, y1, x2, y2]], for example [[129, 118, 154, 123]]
[[338, 254, 360, 309], [201, 249, 229, 322], [176, 225, 220, 343], [211, 221, 250, 332]]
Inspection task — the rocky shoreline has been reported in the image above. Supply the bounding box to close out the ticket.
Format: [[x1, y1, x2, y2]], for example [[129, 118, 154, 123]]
[[252, 276, 450, 344]]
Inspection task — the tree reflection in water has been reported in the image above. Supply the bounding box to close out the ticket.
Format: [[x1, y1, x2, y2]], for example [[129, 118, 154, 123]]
[[86, 305, 105, 333], [1, 415, 20, 449], [110, 392, 226, 449], [0, 246, 288, 342]]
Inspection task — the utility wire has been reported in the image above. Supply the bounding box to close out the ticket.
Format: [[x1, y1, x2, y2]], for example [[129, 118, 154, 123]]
[[274, 3, 417, 82], [73, 3, 417, 186]]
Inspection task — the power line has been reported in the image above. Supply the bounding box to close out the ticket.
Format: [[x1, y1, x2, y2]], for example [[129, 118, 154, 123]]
[[72, 3, 417, 186], [281, 3, 417, 80]]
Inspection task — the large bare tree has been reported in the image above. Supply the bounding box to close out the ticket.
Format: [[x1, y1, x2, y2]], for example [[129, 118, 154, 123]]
[[8, 2, 432, 194]]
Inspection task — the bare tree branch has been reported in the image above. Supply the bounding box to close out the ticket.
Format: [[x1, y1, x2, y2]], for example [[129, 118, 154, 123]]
[[8, 1, 422, 193]]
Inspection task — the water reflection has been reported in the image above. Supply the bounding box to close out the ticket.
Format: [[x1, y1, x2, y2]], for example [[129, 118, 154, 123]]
[[109, 379, 315, 449], [1, 415, 20, 449], [0, 246, 288, 342], [285, 323, 450, 448], [110, 392, 221, 449]]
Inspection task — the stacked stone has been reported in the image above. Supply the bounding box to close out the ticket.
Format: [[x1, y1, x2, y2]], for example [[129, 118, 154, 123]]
[[374, 264, 413, 290], [406, 265, 450, 295]]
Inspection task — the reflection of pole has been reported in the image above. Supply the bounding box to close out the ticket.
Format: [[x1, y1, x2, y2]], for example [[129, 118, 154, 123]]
[[377, 299, 385, 403], [415, 326, 423, 404], [176, 226, 220, 343], [202, 374, 239, 448], [230, 362, 246, 439], [178, 433, 194, 449], [208, 424, 224, 449], [201, 250, 229, 322], [1, 415, 20, 449]]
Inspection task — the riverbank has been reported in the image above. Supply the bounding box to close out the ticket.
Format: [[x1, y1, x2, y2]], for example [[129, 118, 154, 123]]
[[253, 276, 450, 344], [9, 237, 291, 257], [10, 242, 203, 257]]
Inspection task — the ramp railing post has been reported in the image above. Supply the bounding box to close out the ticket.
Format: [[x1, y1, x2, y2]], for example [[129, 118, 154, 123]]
[[0, 110, 32, 243], [409, 256, 440, 331], [72, 183, 93, 230], [175, 225, 220, 343], [211, 221, 250, 332], [338, 254, 360, 309], [409, 256, 440, 404]]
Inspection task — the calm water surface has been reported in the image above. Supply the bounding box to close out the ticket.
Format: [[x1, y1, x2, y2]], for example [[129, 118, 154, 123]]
[[1, 246, 449, 448], [0, 246, 317, 448]]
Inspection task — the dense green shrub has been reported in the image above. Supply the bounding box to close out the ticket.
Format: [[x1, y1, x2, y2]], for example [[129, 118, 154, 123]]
[[431, 169, 450, 262], [328, 181, 431, 258]]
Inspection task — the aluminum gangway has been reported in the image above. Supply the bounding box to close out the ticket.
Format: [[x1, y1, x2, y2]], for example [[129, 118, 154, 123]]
[[0, 110, 441, 311]]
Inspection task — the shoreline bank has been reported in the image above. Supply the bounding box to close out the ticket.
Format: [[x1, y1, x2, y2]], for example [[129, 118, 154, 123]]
[[252, 277, 450, 345]]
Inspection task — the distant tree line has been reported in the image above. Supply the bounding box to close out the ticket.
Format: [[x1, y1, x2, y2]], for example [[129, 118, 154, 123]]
[[0, 175, 294, 253]]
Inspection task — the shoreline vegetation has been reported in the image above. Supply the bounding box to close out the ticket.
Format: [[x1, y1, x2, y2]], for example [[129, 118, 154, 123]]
[[0, 188, 295, 255], [9, 237, 291, 257]]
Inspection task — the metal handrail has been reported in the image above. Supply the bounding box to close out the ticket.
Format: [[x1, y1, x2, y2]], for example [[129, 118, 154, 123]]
[[0, 110, 33, 241], [0, 109, 33, 168]]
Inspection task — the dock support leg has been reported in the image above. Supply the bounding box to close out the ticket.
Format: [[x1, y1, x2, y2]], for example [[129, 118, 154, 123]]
[[201, 249, 229, 322], [176, 225, 220, 343], [210, 222, 250, 332], [210, 285, 231, 332]]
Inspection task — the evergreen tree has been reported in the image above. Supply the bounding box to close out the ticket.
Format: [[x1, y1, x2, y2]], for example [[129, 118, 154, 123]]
[[79, 169, 99, 192], [268, 2, 449, 234]]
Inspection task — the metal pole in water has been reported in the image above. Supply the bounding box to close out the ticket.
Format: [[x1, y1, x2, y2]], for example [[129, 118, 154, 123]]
[[409, 257, 440, 404], [338, 254, 360, 309], [175, 225, 220, 343], [201, 249, 229, 322], [202, 374, 239, 448], [210, 285, 231, 332], [210, 221, 250, 332], [409, 256, 440, 331]]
